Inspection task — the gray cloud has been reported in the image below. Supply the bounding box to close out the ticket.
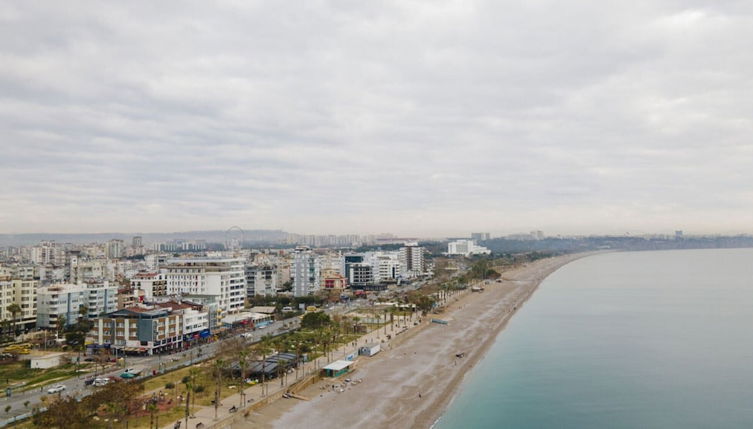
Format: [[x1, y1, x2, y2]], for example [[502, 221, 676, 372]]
[[1, 1, 752, 236]]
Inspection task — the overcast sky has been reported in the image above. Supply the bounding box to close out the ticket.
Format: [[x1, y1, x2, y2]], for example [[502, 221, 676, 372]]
[[1, 1, 752, 237]]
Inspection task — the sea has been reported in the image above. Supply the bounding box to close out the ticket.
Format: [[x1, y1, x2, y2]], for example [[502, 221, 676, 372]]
[[435, 248, 753, 429]]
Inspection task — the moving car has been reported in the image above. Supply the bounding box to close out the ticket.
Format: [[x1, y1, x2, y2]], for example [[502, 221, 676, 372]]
[[47, 385, 66, 394]]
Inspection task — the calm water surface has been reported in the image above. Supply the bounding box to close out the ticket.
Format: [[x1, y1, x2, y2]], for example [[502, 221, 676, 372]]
[[436, 249, 753, 429]]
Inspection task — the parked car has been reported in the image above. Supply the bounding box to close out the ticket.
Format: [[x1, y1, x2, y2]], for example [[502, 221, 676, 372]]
[[93, 377, 111, 387], [47, 385, 66, 394]]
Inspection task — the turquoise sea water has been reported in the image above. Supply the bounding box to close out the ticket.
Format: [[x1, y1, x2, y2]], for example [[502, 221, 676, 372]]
[[436, 249, 753, 429]]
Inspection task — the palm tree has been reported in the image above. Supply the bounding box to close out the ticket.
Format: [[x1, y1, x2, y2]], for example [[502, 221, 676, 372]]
[[255, 338, 273, 396], [147, 401, 157, 429], [6, 304, 21, 337], [183, 367, 200, 427], [238, 350, 248, 407], [213, 359, 225, 420]]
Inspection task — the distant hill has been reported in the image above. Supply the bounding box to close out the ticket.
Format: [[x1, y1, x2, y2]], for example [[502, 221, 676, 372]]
[[0, 229, 289, 247]]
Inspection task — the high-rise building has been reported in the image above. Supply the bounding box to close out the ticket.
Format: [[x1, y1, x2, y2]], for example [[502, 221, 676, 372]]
[[106, 239, 125, 259], [399, 242, 426, 279], [292, 247, 320, 297], [132, 236, 143, 248]]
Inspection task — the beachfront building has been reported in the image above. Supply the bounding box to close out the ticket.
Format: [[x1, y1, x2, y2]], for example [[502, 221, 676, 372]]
[[322, 360, 353, 377], [165, 257, 246, 320], [292, 247, 320, 297], [447, 239, 491, 256], [93, 307, 181, 355]]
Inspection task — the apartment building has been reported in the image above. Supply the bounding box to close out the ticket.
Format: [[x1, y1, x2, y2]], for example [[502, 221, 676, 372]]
[[165, 258, 246, 320], [245, 265, 278, 297], [292, 247, 320, 297], [93, 301, 210, 354], [36, 283, 117, 328], [399, 242, 426, 279], [0, 266, 39, 330], [130, 272, 168, 299]]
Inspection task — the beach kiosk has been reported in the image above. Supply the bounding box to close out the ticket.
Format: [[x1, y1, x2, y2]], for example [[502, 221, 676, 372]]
[[322, 360, 353, 378]]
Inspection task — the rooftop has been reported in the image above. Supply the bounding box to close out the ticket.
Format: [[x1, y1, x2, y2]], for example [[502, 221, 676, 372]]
[[323, 360, 353, 371]]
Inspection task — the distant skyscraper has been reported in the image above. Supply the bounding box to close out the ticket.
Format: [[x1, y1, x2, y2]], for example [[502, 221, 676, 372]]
[[132, 236, 143, 248], [471, 232, 491, 241]]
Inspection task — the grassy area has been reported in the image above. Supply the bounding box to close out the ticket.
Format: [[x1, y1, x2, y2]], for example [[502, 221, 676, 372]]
[[126, 403, 186, 429], [0, 362, 87, 396]]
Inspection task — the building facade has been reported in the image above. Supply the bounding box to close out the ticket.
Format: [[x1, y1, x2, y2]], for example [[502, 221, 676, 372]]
[[292, 248, 320, 297], [165, 258, 246, 320]]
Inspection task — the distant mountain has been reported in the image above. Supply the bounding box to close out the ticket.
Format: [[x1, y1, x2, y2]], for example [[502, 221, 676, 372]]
[[0, 229, 289, 247]]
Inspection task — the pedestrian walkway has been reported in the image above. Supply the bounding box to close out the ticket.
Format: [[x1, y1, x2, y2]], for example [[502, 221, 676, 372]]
[[160, 314, 418, 429]]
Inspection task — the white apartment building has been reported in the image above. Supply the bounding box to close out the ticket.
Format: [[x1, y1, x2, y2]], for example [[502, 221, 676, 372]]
[[30, 242, 66, 266], [165, 258, 246, 320], [368, 252, 401, 284], [0, 267, 39, 329], [447, 239, 491, 256], [292, 247, 320, 297], [399, 242, 426, 279], [245, 265, 278, 297], [130, 272, 168, 299], [69, 259, 109, 284], [36, 283, 117, 329]]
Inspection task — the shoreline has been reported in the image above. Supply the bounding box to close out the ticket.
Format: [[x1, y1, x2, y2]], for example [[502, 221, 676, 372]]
[[240, 252, 595, 429]]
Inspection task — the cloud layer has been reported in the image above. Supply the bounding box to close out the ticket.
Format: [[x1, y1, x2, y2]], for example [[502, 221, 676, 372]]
[[1, 1, 752, 236]]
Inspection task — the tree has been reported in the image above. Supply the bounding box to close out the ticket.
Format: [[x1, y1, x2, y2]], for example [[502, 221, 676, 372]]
[[213, 359, 226, 420], [238, 350, 249, 407], [300, 311, 331, 330], [254, 338, 273, 396], [147, 401, 157, 429], [55, 314, 67, 338], [6, 303, 21, 336], [182, 367, 200, 427], [78, 304, 89, 320], [33, 396, 90, 429]]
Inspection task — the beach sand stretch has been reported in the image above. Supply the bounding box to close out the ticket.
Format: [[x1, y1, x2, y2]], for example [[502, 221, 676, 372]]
[[236, 253, 591, 429]]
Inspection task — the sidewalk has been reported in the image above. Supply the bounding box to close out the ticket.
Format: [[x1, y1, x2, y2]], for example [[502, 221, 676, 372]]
[[160, 314, 418, 429]]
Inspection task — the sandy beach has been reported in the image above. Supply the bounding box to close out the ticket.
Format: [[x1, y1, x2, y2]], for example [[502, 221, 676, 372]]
[[235, 253, 590, 429]]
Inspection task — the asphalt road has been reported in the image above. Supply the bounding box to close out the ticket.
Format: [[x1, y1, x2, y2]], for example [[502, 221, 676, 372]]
[[0, 318, 300, 426]]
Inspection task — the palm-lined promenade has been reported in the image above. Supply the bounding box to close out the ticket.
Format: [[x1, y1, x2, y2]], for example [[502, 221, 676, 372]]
[[249, 254, 590, 429]]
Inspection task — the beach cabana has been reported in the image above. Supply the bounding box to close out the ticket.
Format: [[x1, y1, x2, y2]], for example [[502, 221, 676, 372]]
[[322, 360, 353, 377]]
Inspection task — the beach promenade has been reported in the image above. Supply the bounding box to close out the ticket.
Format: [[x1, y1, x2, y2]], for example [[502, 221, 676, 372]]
[[262, 253, 589, 429], [159, 304, 429, 429]]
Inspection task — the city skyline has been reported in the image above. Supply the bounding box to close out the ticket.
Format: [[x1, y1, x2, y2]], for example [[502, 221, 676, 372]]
[[2, 1, 752, 236]]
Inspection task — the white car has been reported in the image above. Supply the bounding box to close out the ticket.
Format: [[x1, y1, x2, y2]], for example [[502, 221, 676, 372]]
[[93, 378, 110, 387], [47, 385, 66, 394]]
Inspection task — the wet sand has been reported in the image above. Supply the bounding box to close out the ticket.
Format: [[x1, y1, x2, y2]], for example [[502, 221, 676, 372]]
[[237, 253, 590, 429]]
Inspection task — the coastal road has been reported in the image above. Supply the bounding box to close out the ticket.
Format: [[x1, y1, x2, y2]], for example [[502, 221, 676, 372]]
[[0, 318, 300, 427]]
